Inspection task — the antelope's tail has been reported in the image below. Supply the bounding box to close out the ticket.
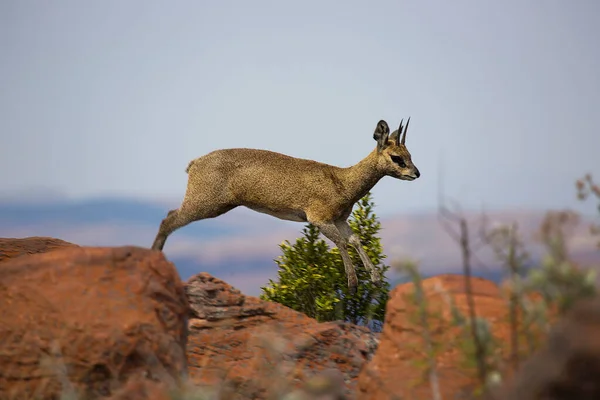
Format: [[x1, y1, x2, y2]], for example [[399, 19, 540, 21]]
[[185, 160, 195, 174]]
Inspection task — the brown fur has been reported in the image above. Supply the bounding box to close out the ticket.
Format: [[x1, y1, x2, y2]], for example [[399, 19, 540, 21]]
[[151, 119, 420, 292]]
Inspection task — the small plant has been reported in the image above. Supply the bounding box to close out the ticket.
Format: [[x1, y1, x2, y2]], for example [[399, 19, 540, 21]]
[[438, 204, 490, 390], [444, 292, 504, 395], [576, 173, 600, 248], [260, 223, 342, 322], [524, 210, 597, 315], [481, 221, 530, 372], [395, 260, 444, 400]]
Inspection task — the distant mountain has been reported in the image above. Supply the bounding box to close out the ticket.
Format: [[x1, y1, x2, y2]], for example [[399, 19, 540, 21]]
[[0, 197, 238, 238], [1, 197, 598, 296]]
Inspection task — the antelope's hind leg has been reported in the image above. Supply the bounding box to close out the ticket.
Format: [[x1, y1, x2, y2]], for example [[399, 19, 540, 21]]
[[151, 209, 187, 251], [151, 196, 236, 251]]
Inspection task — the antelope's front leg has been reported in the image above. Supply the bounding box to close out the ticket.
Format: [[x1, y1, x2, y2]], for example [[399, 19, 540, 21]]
[[335, 220, 382, 286], [310, 221, 359, 294]]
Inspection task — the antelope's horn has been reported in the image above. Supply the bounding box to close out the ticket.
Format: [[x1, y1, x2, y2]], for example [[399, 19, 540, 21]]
[[395, 119, 404, 146], [401, 116, 410, 145]]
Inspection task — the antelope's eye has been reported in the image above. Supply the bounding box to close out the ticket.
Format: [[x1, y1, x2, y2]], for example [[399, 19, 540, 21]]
[[390, 155, 406, 168]]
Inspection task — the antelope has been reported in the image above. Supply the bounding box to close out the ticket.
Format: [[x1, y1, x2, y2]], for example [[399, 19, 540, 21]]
[[151, 118, 420, 293]]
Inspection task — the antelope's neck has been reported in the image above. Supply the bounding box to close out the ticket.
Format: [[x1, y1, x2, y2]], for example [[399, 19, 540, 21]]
[[341, 150, 384, 203]]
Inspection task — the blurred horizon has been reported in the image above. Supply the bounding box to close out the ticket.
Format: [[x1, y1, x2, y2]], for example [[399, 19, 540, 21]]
[[1, 194, 598, 296]]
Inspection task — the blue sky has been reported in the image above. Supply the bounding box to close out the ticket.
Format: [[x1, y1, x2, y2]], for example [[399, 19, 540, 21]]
[[2, 0, 599, 216]]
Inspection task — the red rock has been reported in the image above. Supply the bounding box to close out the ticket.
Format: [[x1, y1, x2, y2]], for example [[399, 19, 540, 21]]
[[357, 274, 511, 400], [185, 272, 379, 399], [0, 236, 77, 263], [0, 244, 190, 399]]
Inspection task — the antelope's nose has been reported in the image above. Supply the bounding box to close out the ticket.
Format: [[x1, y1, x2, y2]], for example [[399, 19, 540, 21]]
[[414, 168, 421, 178]]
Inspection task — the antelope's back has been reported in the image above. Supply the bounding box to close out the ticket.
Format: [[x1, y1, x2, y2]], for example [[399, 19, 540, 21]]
[[196, 148, 343, 207]]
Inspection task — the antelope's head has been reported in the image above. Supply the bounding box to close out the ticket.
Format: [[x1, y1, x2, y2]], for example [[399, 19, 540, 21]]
[[373, 118, 421, 181]]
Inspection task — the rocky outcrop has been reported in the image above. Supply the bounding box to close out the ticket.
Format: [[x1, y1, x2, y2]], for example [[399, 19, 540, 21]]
[[0, 237, 379, 399], [7, 236, 595, 400], [0, 242, 189, 399], [185, 272, 379, 399], [0, 236, 78, 263], [357, 274, 509, 400]]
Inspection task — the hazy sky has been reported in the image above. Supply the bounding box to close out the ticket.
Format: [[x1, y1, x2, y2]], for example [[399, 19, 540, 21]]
[[2, 0, 599, 216]]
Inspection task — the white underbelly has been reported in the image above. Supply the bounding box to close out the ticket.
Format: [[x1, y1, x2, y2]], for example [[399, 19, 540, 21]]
[[246, 206, 307, 223]]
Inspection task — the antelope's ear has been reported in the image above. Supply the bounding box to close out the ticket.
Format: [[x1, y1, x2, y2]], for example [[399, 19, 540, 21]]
[[373, 120, 390, 152], [389, 129, 400, 146]]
